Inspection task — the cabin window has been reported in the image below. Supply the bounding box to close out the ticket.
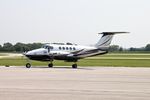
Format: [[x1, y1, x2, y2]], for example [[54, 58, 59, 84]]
[[59, 47, 61, 50], [63, 47, 65, 50], [66, 47, 68, 50], [70, 47, 72, 50], [73, 47, 76, 50]]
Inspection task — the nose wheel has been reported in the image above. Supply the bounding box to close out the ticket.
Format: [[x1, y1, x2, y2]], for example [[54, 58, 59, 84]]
[[26, 63, 31, 68], [25, 58, 31, 68]]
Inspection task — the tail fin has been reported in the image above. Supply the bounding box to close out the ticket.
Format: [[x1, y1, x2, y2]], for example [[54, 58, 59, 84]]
[[95, 32, 128, 50]]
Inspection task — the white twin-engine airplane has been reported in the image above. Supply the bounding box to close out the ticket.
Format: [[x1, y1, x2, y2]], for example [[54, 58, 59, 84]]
[[24, 32, 128, 68]]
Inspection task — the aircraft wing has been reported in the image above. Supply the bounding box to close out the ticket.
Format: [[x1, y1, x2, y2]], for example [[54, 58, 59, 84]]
[[70, 49, 84, 54], [68, 48, 107, 58]]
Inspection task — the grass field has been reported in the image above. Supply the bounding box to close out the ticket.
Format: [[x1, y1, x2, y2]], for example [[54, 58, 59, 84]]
[[0, 53, 150, 67]]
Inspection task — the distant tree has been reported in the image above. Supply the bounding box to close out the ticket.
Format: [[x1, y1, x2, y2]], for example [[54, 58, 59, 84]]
[[14, 43, 29, 52], [145, 44, 150, 51], [109, 45, 120, 52], [0, 45, 3, 51], [0, 42, 150, 52], [119, 47, 123, 52], [129, 47, 136, 51], [14, 42, 43, 52], [0, 42, 43, 52], [3, 42, 14, 51], [26, 43, 43, 51]]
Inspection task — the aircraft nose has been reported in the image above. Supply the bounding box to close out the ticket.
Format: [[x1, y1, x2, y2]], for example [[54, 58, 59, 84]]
[[24, 51, 32, 56], [24, 48, 48, 57], [25, 51, 31, 55]]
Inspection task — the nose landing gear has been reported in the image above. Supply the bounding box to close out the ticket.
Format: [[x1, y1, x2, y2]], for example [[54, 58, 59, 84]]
[[26, 63, 31, 68]]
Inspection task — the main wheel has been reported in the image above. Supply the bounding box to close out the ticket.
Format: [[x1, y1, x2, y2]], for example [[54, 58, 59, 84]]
[[48, 63, 53, 68], [72, 64, 77, 69], [26, 63, 31, 68]]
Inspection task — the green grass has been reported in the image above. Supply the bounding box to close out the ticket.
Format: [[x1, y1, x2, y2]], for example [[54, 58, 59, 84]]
[[0, 53, 150, 67], [80, 59, 150, 67]]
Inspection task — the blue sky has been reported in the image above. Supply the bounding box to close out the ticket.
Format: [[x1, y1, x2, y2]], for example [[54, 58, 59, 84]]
[[0, 0, 150, 48]]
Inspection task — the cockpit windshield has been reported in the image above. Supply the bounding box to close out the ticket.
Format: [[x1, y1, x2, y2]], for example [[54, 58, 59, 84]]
[[42, 44, 53, 52], [42, 44, 49, 48]]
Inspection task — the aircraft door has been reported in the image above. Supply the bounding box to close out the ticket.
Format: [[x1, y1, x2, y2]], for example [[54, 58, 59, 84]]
[[48, 47, 50, 53]]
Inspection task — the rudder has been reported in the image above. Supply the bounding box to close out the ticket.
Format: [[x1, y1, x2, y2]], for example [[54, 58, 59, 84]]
[[95, 32, 128, 50]]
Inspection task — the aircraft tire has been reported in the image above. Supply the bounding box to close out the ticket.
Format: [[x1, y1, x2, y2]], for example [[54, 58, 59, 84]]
[[72, 64, 77, 69], [48, 63, 53, 68], [26, 63, 31, 68]]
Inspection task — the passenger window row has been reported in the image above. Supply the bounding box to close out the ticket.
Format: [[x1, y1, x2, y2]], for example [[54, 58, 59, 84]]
[[59, 47, 76, 50], [45, 46, 76, 51]]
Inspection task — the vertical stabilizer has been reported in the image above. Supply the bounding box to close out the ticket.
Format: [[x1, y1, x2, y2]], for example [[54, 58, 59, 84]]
[[95, 32, 128, 50]]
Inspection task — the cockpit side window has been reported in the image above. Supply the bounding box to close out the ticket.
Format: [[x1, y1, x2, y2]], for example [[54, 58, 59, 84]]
[[59, 47, 61, 50], [44, 46, 54, 52], [45, 46, 48, 49], [63, 47, 65, 50], [66, 47, 68, 50], [70, 47, 72, 50]]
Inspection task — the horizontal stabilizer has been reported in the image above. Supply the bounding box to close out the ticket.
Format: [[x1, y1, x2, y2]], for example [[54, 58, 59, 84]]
[[98, 32, 129, 34]]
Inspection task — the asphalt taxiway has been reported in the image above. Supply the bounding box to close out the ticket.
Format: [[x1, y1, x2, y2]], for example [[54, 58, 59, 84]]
[[0, 66, 150, 100]]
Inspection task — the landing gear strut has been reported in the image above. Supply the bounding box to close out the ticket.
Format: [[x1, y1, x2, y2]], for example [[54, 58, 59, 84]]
[[72, 64, 77, 69], [26, 63, 31, 68], [25, 58, 31, 68]]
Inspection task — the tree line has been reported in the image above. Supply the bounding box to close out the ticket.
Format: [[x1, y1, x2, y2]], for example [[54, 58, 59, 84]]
[[109, 44, 150, 52], [0, 42, 150, 52], [0, 42, 43, 52]]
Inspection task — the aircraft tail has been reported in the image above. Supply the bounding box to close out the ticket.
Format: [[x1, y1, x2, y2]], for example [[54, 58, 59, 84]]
[[95, 32, 128, 50]]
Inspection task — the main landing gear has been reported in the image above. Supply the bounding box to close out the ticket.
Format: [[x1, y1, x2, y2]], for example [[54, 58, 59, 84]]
[[48, 63, 53, 68], [48, 60, 53, 68], [72, 63, 77, 69]]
